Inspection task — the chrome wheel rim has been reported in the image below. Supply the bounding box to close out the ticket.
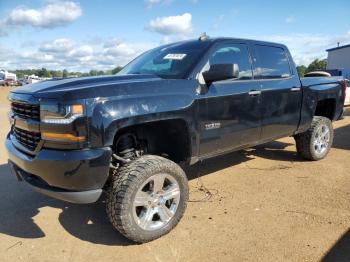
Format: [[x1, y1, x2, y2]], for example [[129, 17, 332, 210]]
[[313, 124, 330, 156], [132, 173, 180, 231]]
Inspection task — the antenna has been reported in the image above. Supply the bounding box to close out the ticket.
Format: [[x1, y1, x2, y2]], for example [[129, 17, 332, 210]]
[[199, 32, 209, 41]]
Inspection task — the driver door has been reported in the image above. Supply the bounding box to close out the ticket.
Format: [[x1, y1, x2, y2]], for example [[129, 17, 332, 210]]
[[197, 42, 262, 157]]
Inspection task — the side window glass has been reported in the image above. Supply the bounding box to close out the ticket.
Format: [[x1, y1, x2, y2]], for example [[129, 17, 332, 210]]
[[254, 45, 291, 79], [209, 44, 253, 80]]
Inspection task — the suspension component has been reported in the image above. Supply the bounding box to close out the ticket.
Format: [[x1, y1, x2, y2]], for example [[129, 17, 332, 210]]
[[110, 133, 145, 174], [112, 153, 129, 164], [116, 134, 137, 159]]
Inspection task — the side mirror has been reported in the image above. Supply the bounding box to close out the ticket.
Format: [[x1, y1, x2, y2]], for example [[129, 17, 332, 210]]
[[202, 64, 239, 83]]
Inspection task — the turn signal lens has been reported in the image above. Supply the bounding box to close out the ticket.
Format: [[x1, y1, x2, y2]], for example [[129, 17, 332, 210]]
[[72, 104, 83, 114], [42, 132, 86, 142]]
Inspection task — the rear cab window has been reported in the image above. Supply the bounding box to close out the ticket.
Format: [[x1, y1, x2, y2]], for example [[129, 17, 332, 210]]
[[254, 45, 292, 79]]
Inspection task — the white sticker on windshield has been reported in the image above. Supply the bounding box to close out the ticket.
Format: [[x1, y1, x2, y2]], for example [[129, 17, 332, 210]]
[[164, 54, 187, 60]]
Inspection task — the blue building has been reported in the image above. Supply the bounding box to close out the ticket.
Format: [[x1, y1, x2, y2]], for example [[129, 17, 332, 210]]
[[326, 44, 350, 79]]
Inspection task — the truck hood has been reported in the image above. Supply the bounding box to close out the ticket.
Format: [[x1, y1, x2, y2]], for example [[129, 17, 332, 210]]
[[11, 74, 174, 100]]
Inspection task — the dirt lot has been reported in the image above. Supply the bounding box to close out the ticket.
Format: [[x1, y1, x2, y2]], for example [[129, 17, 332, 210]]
[[0, 86, 350, 262]]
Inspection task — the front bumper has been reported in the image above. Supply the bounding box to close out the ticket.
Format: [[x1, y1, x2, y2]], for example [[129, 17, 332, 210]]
[[6, 135, 112, 203]]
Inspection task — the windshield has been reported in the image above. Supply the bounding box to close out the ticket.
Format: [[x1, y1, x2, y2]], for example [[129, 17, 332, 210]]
[[118, 41, 211, 79]]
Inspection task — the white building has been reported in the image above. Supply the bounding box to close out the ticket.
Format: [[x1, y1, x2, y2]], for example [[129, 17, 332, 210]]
[[326, 44, 350, 79], [0, 69, 17, 81]]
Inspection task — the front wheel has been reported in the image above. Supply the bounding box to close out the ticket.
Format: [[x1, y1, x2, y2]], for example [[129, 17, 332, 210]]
[[106, 155, 189, 243], [294, 116, 334, 161]]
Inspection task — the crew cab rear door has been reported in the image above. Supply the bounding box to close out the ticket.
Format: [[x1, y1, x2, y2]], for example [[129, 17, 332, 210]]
[[252, 44, 302, 140]]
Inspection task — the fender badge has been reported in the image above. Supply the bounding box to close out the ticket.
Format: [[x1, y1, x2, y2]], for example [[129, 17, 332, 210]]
[[205, 122, 221, 130]]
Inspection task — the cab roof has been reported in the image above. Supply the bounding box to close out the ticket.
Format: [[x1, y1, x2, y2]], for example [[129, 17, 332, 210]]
[[163, 37, 288, 50]]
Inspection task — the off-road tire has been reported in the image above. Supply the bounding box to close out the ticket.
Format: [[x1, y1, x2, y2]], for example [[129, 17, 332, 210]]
[[294, 116, 334, 161], [106, 155, 189, 243]]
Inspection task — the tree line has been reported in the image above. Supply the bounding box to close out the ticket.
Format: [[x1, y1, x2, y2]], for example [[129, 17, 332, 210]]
[[9, 58, 327, 79], [10, 67, 123, 79], [296, 59, 327, 77]]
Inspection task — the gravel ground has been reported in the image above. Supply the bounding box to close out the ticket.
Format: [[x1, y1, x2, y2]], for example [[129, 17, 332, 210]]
[[0, 86, 350, 262]]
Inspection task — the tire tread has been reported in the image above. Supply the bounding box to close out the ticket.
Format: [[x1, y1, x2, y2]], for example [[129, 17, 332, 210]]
[[106, 155, 188, 243], [294, 116, 333, 161]]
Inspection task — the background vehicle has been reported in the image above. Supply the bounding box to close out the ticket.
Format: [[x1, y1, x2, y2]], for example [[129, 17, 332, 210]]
[[327, 70, 349, 107], [304, 71, 331, 77], [345, 80, 350, 106], [4, 79, 17, 86], [6, 37, 346, 243]]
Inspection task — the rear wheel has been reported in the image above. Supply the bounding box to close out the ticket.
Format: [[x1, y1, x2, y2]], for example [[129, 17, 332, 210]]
[[106, 155, 188, 243], [294, 116, 334, 161]]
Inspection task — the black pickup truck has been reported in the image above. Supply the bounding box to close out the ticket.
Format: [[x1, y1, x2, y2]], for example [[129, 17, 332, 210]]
[[6, 36, 346, 243]]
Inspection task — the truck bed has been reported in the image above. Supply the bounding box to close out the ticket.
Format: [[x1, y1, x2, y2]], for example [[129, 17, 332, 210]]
[[300, 76, 343, 87]]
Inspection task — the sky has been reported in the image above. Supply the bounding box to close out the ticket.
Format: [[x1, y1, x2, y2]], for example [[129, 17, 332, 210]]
[[0, 0, 349, 72]]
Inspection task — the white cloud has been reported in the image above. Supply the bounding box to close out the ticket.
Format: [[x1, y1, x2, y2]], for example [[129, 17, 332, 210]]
[[159, 36, 172, 44], [39, 38, 75, 53], [0, 45, 15, 68], [0, 1, 82, 36], [285, 16, 296, 23], [104, 42, 137, 57], [255, 31, 350, 65], [146, 13, 193, 35], [0, 38, 157, 72], [144, 0, 172, 8], [3, 30, 349, 72], [69, 45, 94, 57], [211, 14, 225, 31]]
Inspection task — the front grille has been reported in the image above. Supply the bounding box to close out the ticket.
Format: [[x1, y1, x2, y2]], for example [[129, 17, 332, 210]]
[[13, 127, 41, 151], [11, 102, 40, 120]]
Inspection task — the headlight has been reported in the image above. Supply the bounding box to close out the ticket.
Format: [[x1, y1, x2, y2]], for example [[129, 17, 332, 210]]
[[40, 103, 86, 143], [41, 104, 84, 124]]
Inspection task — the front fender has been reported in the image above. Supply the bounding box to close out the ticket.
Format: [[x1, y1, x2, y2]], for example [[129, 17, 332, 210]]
[[87, 83, 198, 149]]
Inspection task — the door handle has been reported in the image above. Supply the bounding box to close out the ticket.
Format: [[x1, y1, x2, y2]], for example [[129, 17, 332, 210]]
[[291, 87, 301, 92], [248, 90, 261, 96]]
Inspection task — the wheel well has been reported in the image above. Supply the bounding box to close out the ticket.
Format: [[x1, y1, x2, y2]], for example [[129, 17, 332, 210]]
[[314, 99, 336, 120], [113, 119, 191, 164]]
